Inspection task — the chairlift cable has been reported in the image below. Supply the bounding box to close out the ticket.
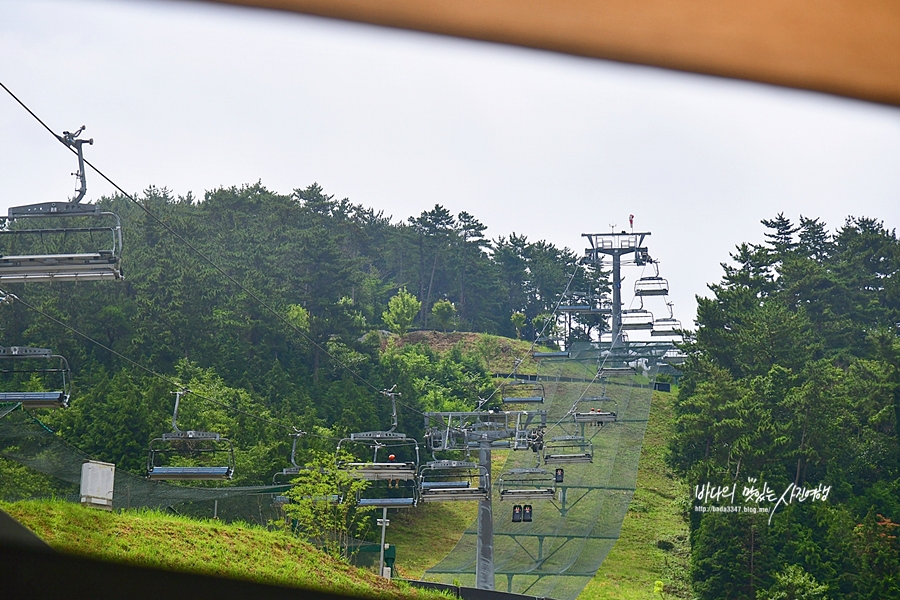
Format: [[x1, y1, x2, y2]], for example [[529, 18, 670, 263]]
[[0, 80, 385, 400]]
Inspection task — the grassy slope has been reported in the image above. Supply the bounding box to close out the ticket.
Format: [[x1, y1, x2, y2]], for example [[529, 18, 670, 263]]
[[3, 500, 444, 600], [394, 333, 692, 598], [5, 332, 691, 599], [581, 389, 691, 599]]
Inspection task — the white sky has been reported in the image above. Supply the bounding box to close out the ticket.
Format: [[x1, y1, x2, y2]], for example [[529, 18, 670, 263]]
[[2, 0, 900, 329]]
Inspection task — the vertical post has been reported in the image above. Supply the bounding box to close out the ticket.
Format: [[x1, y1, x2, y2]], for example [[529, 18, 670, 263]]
[[476, 439, 494, 590], [611, 250, 622, 346], [379, 506, 388, 577], [213, 499, 218, 519]]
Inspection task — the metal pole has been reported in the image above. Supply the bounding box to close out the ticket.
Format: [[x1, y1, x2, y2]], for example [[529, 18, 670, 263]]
[[476, 439, 494, 590], [378, 506, 388, 577], [611, 250, 622, 346]]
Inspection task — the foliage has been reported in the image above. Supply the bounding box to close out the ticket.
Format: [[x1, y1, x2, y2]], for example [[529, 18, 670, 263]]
[[672, 214, 900, 598], [283, 450, 374, 560], [430, 299, 457, 333], [383, 287, 421, 335], [510, 312, 526, 339]]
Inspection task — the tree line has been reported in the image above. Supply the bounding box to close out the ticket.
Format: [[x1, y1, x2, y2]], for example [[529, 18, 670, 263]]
[[0, 182, 595, 488], [672, 214, 900, 599]]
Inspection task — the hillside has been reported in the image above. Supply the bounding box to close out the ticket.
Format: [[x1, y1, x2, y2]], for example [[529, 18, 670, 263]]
[[387, 332, 691, 597], [3, 500, 444, 600], [2, 331, 690, 599]]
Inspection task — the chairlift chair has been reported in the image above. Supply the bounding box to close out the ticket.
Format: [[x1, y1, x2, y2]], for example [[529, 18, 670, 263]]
[[573, 408, 618, 424], [620, 310, 654, 330], [0, 346, 71, 409], [147, 390, 235, 481], [633, 276, 669, 296], [558, 303, 592, 313], [418, 460, 490, 502], [501, 381, 545, 404], [543, 435, 593, 464], [0, 127, 123, 283], [272, 432, 304, 484], [651, 317, 682, 337], [498, 468, 555, 501]]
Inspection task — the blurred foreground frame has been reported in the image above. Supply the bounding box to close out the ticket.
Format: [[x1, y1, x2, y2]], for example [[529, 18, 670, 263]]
[[196, 0, 900, 107]]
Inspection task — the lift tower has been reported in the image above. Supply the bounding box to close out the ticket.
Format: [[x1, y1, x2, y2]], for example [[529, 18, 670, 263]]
[[582, 231, 652, 345]]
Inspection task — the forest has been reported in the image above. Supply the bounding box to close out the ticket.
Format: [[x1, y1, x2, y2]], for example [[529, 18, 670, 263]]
[[0, 182, 598, 486], [1, 184, 898, 598], [672, 215, 900, 599]]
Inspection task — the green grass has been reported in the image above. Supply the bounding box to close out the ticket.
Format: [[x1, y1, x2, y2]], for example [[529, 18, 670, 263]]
[[581, 389, 691, 599], [3, 500, 447, 600]]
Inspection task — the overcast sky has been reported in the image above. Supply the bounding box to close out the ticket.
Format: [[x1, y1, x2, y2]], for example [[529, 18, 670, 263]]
[[2, 0, 900, 330]]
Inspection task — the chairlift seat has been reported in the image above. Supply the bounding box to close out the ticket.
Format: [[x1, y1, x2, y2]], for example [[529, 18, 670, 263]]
[[634, 276, 669, 296], [543, 436, 593, 463], [0, 252, 122, 283], [346, 462, 417, 481], [500, 488, 555, 500], [357, 497, 416, 508], [543, 453, 593, 464], [599, 366, 636, 374], [420, 487, 489, 502], [558, 304, 592, 313], [147, 466, 233, 480], [349, 430, 410, 442], [502, 396, 544, 404], [162, 430, 221, 441], [501, 381, 545, 404], [421, 480, 470, 490], [0, 391, 68, 408], [574, 411, 617, 424]]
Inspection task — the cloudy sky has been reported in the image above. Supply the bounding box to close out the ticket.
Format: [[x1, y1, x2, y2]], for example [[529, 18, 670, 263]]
[[2, 0, 900, 328]]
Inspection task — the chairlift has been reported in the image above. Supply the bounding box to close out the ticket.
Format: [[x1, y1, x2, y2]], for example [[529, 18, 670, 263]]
[[337, 388, 421, 507], [272, 432, 304, 484], [147, 390, 235, 481], [573, 407, 618, 425], [620, 310, 654, 330], [651, 318, 682, 337], [543, 435, 593, 464], [558, 303, 592, 313], [498, 468, 555, 501], [634, 276, 668, 297], [651, 302, 681, 337], [418, 460, 489, 502], [501, 381, 545, 404], [0, 127, 123, 283], [0, 346, 71, 409]]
